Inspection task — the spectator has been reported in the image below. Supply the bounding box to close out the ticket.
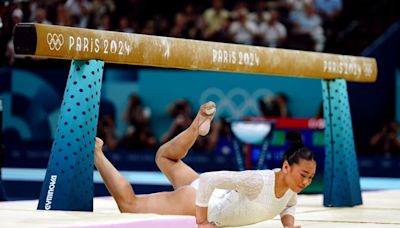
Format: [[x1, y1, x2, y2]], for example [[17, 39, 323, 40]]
[[8, 8, 24, 34], [120, 94, 157, 149], [118, 16, 134, 33], [292, 3, 325, 51], [248, 0, 271, 33], [315, 0, 342, 21], [370, 121, 400, 157], [97, 115, 119, 150], [315, 0, 342, 38], [27, 0, 38, 22], [202, 0, 230, 41], [6, 8, 24, 65], [64, 0, 92, 28], [97, 13, 112, 31], [119, 125, 157, 150], [56, 3, 73, 26], [123, 94, 151, 131], [258, 92, 289, 117], [228, 9, 258, 45], [258, 10, 287, 47], [181, 3, 203, 39], [153, 15, 170, 36], [91, 0, 116, 28], [161, 99, 193, 144], [230, 0, 248, 20], [286, 0, 313, 23], [32, 7, 52, 24], [141, 19, 156, 35], [169, 12, 188, 38]]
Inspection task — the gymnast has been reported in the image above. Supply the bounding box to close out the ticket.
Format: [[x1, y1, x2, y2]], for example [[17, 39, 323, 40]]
[[94, 101, 316, 227]]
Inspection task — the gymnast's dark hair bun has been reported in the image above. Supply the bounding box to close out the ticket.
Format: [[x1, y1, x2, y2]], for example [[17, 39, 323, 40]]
[[287, 131, 303, 145], [283, 131, 315, 165]]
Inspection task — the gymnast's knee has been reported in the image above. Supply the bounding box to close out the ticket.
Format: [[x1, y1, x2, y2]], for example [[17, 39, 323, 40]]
[[117, 198, 137, 213], [156, 144, 176, 166]]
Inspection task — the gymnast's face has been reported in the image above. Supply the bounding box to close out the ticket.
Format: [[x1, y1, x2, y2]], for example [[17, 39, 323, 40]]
[[283, 159, 316, 193]]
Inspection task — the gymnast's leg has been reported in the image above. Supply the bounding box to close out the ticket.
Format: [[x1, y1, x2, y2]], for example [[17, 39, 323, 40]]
[[155, 101, 216, 189], [94, 101, 216, 215], [95, 137, 197, 215]]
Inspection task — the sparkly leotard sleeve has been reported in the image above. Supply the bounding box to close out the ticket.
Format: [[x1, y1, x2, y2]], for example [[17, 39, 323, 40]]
[[195, 169, 297, 227]]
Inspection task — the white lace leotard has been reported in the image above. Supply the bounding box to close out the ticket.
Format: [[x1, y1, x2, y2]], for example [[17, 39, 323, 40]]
[[193, 169, 297, 227]]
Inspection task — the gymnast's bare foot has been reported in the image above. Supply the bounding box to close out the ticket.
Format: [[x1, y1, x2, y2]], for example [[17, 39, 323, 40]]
[[193, 101, 216, 136]]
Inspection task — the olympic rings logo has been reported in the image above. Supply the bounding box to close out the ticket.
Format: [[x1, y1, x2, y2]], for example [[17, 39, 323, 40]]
[[46, 33, 64, 51], [199, 88, 273, 119]]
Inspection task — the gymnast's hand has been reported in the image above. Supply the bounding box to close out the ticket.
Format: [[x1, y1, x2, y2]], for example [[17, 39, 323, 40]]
[[284, 225, 301, 228], [196, 206, 217, 227]]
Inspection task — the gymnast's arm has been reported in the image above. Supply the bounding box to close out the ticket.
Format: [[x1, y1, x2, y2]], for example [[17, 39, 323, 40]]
[[281, 215, 298, 228], [196, 206, 216, 227], [280, 194, 300, 228], [195, 170, 264, 225]]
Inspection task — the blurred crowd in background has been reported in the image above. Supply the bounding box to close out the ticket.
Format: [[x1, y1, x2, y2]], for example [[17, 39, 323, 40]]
[[1, 0, 399, 66], [97, 92, 292, 153], [1, 0, 400, 156], [97, 90, 400, 157]]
